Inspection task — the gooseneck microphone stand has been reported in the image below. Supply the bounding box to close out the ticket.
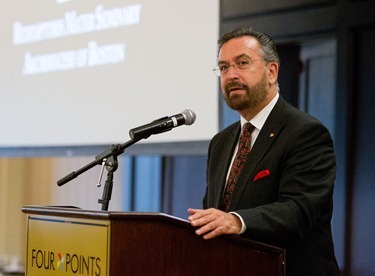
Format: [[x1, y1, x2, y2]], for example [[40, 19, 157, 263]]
[[57, 139, 138, 211], [56, 109, 196, 211]]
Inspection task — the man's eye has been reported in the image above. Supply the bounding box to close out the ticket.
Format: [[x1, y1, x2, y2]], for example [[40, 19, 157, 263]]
[[238, 60, 250, 67], [219, 65, 229, 72]]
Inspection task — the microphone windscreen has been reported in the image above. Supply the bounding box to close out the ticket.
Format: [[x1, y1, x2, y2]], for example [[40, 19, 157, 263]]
[[182, 109, 196, 125]]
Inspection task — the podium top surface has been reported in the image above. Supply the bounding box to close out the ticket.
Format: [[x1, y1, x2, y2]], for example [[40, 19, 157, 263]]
[[22, 204, 185, 223]]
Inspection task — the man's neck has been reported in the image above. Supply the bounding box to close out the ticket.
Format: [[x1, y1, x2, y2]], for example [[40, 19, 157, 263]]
[[239, 89, 277, 121]]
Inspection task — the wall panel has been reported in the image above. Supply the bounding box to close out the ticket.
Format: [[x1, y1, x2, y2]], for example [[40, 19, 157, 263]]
[[221, 0, 335, 18], [220, 6, 336, 40], [350, 28, 375, 276]]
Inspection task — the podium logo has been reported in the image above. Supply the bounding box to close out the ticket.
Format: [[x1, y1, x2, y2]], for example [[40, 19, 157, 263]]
[[31, 249, 102, 275], [57, 252, 65, 271]]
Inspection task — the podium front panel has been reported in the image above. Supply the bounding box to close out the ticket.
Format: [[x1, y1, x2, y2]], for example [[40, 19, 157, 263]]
[[22, 206, 285, 275], [25, 214, 110, 276]]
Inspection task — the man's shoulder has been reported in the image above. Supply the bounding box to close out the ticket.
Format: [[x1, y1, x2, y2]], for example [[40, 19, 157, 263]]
[[215, 121, 240, 137], [275, 96, 325, 128], [209, 121, 240, 150]]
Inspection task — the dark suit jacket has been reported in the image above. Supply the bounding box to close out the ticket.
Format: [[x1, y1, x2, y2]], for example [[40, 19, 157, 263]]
[[204, 96, 339, 275]]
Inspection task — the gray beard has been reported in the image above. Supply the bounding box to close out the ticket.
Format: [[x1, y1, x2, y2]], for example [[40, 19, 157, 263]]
[[223, 74, 268, 111]]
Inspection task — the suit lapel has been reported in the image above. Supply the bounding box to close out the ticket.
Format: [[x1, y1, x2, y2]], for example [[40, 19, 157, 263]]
[[213, 123, 241, 208], [228, 97, 286, 211]]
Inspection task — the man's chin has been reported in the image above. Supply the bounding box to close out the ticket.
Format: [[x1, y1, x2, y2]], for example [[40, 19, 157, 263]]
[[225, 98, 249, 111]]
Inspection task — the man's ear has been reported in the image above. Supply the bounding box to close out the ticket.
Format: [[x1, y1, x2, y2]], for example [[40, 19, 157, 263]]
[[267, 62, 279, 85]]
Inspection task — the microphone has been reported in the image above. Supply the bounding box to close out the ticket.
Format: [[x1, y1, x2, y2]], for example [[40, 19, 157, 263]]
[[129, 109, 196, 140]]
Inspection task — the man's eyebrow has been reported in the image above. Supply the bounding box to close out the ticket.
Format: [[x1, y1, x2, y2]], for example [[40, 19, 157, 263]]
[[234, 54, 251, 60], [218, 53, 250, 64]]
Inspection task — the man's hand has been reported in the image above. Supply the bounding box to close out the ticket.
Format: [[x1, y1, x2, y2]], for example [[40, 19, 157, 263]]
[[187, 208, 242, 239]]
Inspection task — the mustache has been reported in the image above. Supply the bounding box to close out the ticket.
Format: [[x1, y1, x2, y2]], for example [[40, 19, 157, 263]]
[[225, 81, 248, 92]]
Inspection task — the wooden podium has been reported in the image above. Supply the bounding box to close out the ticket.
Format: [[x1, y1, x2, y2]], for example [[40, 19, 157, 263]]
[[22, 206, 285, 275]]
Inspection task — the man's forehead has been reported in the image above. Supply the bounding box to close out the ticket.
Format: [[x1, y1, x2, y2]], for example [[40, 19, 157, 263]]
[[219, 36, 260, 59]]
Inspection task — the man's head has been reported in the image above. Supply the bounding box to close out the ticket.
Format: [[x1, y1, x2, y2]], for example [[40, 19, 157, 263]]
[[216, 27, 280, 119], [217, 27, 280, 66]]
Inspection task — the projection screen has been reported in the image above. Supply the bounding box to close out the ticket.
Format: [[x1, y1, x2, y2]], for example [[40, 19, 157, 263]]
[[0, 0, 220, 154]]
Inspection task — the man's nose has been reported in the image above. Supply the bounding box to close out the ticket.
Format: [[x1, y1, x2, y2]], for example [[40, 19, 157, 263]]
[[225, 64, 240, 78]]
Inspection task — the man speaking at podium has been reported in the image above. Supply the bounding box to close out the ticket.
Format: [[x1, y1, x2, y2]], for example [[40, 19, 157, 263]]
[[188, 27, 339, 275]]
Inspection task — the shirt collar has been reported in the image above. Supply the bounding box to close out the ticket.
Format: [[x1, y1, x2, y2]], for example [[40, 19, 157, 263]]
[[240, 93, 279, 130]]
